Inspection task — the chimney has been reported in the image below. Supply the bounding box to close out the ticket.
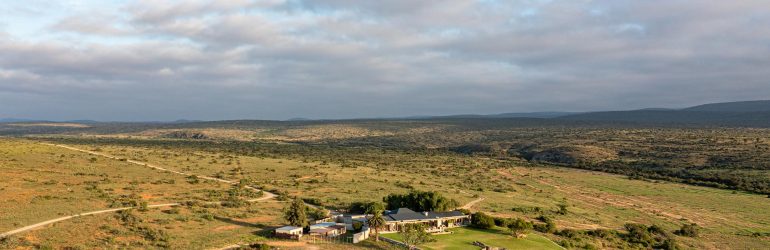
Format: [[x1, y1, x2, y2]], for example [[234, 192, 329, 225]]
[[423, 212, 429, 216]]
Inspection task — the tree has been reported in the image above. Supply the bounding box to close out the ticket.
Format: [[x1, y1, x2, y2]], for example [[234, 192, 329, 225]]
[[471, 212, 495, 229], [400, 223, 434, 249], [283, 197, 308, 227], [366, 206, 386, 242]]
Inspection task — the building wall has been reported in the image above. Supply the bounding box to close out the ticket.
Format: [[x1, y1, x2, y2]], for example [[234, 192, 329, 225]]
[[353, 227, 370, 243]]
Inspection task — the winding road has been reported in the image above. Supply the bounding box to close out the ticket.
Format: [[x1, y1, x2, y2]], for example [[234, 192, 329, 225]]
[[0, 143, 277, 239]]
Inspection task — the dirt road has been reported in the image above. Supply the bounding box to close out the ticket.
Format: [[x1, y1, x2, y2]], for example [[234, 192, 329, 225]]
[[0, 143, 278, 239]]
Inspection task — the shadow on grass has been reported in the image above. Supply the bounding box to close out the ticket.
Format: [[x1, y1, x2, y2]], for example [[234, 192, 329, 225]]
[[213, 215, 267, 229]]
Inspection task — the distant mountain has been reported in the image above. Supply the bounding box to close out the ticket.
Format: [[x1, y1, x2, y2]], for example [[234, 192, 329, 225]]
[[682, 100, 770, 112]]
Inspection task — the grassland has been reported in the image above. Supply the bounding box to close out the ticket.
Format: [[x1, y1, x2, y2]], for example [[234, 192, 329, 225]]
[[382, 227, 563, 250], [0, 138, 406, 249], [9, 136, 765, 249], [0, 139, 231, 233]]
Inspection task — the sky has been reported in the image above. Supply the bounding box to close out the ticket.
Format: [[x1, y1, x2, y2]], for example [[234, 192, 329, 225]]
[[1, 0, 770, 121]]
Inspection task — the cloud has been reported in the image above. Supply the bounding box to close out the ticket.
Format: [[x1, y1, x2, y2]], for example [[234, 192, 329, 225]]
[[1, 0, 770, 120]]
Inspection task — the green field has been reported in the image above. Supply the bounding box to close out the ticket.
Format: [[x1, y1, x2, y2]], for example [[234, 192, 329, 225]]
[[382, 227, 562, 250]]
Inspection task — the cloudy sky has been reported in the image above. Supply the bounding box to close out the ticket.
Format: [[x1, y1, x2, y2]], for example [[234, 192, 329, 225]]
[[1, 0, 769, 121]]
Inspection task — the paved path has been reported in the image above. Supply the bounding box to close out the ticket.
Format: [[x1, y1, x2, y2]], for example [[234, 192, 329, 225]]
[[0, 143, 278, 239]]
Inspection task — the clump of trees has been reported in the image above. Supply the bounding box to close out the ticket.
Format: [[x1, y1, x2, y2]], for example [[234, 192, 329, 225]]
[[383, 190, 458, 212], [347, 201, 384, 214]]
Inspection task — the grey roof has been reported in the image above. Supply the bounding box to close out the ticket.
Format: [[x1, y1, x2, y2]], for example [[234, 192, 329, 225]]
[[383, 208, 467, 222], [426, 211, 465, 218], [276, 226, 302, 231]]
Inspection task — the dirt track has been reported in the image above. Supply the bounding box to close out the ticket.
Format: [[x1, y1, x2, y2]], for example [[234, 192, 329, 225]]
[[0, 143, 278, 239]]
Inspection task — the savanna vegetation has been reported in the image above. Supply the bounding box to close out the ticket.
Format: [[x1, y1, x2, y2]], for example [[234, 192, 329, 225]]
[[2, 118, 770, 249]]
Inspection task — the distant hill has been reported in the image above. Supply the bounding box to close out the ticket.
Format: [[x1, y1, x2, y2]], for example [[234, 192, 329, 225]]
[[682, 100, 770, 112], [560, 100, 770, 127], [0, 118, 40, 123], [410, 112, 578, 120]]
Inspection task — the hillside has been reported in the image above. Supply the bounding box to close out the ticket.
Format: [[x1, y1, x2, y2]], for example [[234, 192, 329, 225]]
[[683, 100, 770, 112], [559, 110, 770, 127]]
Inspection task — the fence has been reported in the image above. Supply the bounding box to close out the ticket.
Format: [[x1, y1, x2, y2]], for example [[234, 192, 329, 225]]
[[302, 234, 355, 244]]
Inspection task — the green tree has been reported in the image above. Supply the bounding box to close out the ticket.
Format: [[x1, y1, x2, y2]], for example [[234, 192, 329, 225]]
[[283, 197, 308, 227], [400, 223, 434, 249], [366, 206, 387, 242]]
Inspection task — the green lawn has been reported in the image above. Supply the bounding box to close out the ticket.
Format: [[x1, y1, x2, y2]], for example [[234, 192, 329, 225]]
[[382, 227, 562, 250]]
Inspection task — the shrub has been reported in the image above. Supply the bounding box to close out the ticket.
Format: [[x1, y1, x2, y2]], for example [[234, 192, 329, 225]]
[[493, 217, 510, 227], [557, 229, 583, 239], [471, 212, 495, 229], [624, 223, 653, 246], [534, 220, 557, 233], [245, 243, 271, 250], [674, 223, 699, 237], [507, 218, 533, 235], [587, 229, 615, 239]]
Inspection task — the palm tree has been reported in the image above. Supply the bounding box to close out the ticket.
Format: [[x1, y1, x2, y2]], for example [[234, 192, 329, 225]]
[[366, 207, 386, 242]]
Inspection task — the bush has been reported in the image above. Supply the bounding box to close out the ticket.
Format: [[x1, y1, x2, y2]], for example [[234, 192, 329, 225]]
[[507, 218, 533, 235], [471, 212, 495, 229], [302, 198, 324, 206], [534, 221, 557, 233], [306, 207, 328, 220], [557, 229, 583, 239], [674, 223, 699, 237], [244, 243, 271, 250], [624, 223, 653, 246], [493, 217, 510, 227], [533, 215, 557, 233], [587, 229, 615, 239]]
